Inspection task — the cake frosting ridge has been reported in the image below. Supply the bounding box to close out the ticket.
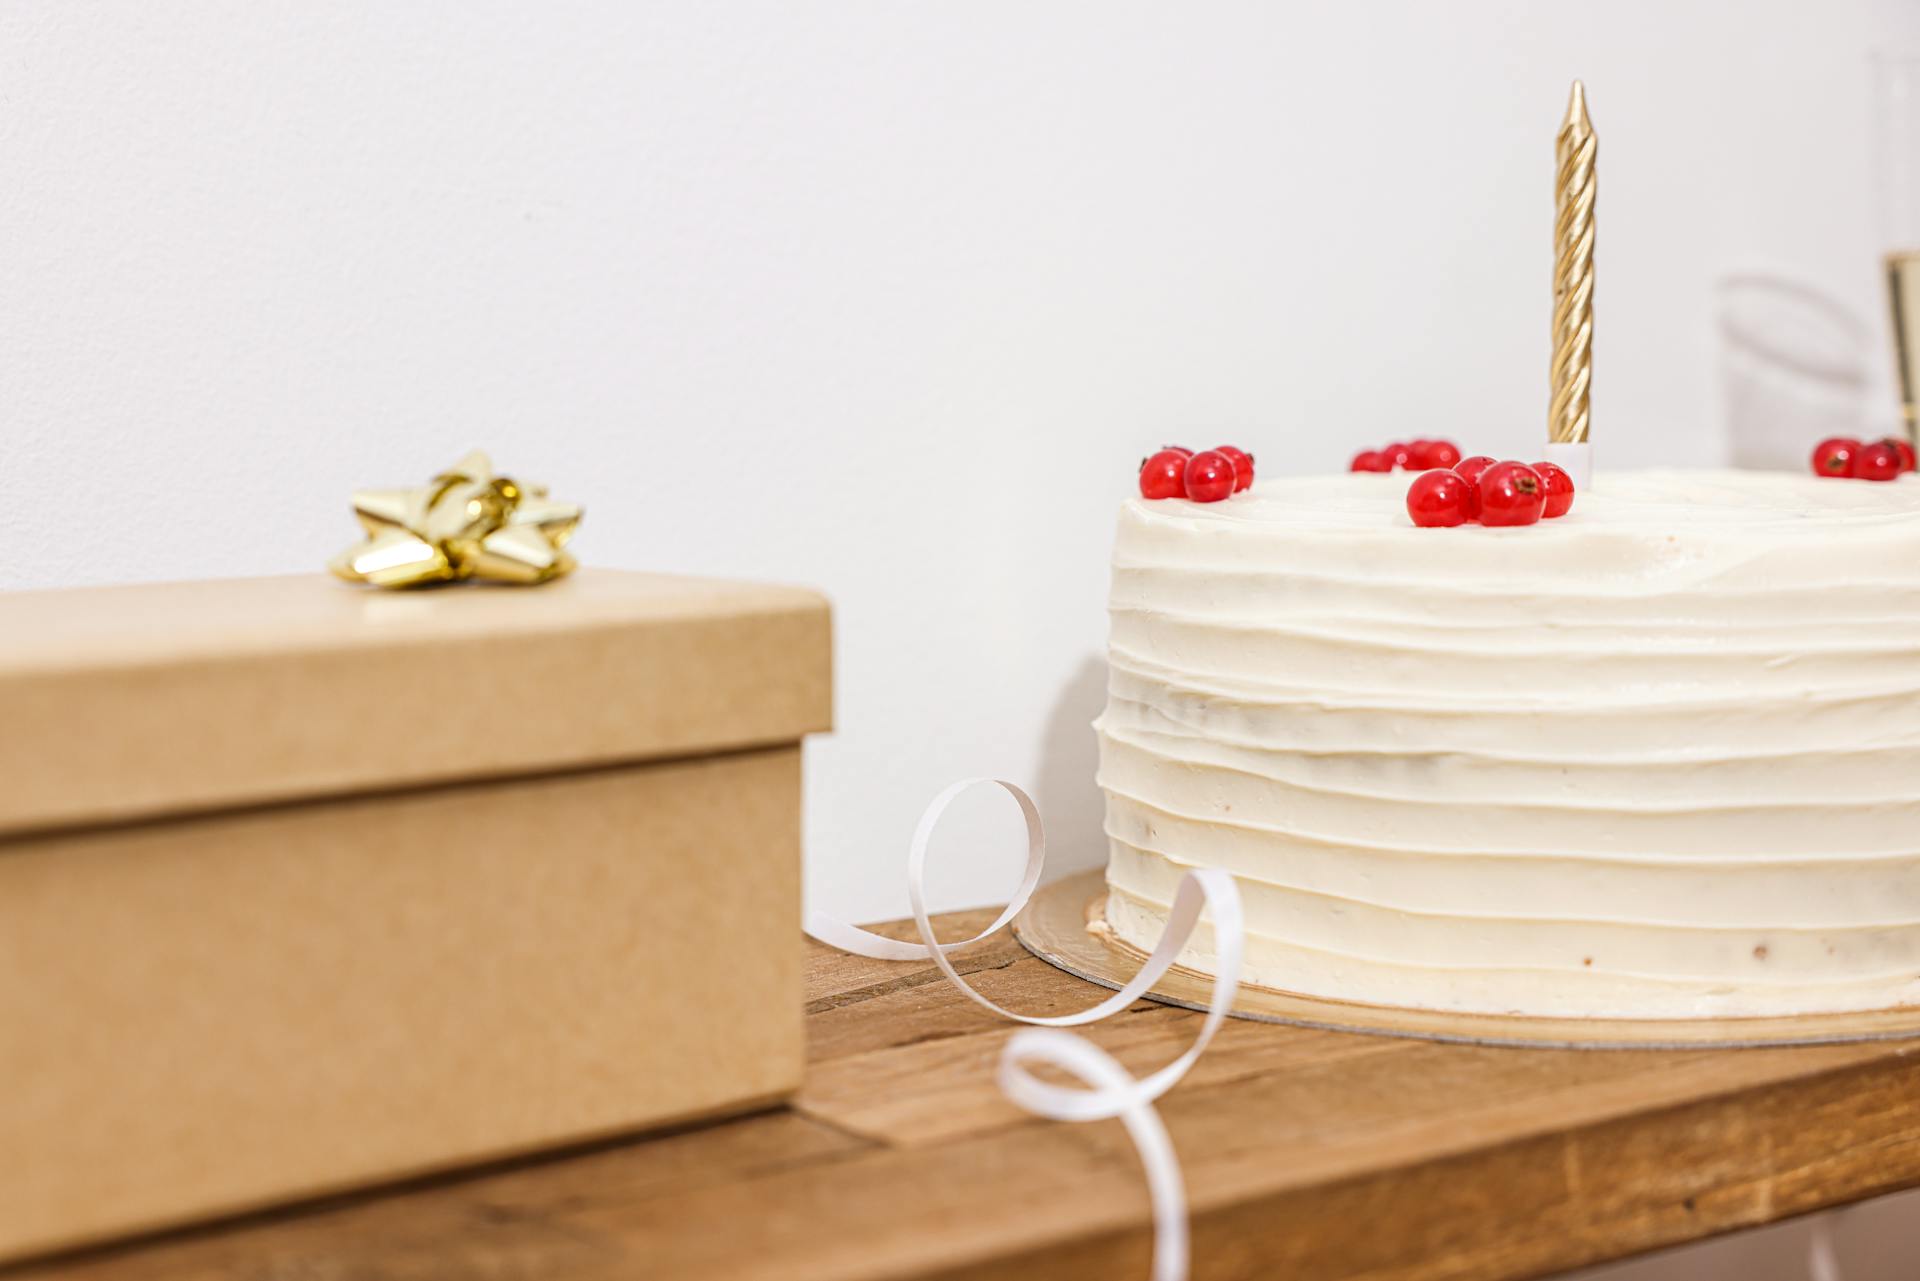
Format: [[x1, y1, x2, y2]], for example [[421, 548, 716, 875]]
[[1097, 468, 1920, 1018]]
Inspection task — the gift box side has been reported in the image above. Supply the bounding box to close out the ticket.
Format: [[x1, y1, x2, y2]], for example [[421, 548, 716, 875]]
[[0, 746, 805, 1262], [0, 570, 833, 837]]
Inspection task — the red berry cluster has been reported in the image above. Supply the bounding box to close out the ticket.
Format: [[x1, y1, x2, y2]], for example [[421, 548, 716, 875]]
[[1350, 439, 1463, 473], [1138, 444, 1256, 503], [1810, 436, 1915, 482], [1405, 455, 1575, 528]]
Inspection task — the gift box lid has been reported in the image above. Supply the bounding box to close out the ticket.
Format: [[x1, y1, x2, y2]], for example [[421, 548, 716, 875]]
[[0, 570, 832, 837]]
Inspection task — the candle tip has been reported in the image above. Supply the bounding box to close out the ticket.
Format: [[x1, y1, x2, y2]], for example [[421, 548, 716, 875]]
[[1563, 79, 1591, 131]]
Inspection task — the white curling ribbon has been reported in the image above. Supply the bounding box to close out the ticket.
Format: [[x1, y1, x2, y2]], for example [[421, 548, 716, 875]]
[[804, 777, 1245, 1281], [1808, 1210, 1844, 1281], [998, 1028, 1190, 1281]]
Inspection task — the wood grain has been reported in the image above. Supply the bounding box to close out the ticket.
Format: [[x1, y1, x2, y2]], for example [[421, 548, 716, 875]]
[[12, 905, 1920, 1281]]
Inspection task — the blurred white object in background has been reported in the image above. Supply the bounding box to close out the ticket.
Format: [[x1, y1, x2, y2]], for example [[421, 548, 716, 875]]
[[1873, 50, 1920, 441], [1808, 1213, 1845, 1281], [1717, 273, 1873, 470]]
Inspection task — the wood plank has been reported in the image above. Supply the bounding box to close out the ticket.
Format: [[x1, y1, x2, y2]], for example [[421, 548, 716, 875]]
[[802, 973, 1407, 1145], [802, 911, 1029, 1049], [5, 1110, 873, 1281], [14, 910, 1920, 1281]]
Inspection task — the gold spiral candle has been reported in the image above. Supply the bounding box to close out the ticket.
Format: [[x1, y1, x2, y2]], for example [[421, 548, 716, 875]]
[[1549, 80, 1596, 445]]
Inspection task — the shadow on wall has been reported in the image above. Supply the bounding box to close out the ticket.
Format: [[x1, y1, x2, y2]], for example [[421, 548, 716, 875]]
[[1033, 655, 1109, 882]]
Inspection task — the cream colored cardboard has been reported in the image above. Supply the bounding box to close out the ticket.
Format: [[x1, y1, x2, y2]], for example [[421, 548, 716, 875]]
[[0, 571, 832, 835], [0, 571, 829, 1262]]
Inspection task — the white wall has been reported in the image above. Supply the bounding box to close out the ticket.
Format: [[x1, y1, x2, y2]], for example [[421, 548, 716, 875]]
[[0, 1, 1891, 922]]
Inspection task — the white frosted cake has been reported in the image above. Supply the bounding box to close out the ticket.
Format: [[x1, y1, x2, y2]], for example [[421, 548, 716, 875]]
[[1097, 469, 1920, 1018]]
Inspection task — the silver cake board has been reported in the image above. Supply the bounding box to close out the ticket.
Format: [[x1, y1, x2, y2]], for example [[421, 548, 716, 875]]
[[1011, 870, 1920, 1050]]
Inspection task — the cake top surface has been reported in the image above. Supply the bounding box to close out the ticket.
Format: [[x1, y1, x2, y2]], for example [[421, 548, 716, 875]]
[[1113, 468, 1920, 592], [1121, 468, 1920, 534]]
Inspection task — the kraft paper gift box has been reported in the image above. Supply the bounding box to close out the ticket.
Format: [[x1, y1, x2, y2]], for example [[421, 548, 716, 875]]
[[0, 570, 831, 1262]]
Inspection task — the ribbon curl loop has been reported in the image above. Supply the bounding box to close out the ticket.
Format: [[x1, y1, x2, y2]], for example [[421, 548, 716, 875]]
[[804, 778, 1245, 1281]]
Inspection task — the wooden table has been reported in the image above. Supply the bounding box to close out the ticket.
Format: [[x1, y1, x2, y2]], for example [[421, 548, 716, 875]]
[[14, 908, 1920, 1281]]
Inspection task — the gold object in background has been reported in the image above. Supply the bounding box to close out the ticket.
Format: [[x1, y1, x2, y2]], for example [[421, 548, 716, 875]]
[[1549, 80, 1596, 445], [1886, 250, 1920, 438], [330, 450, 582, 589]]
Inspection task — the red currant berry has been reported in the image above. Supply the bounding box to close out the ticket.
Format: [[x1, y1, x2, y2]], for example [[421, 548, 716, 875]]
[[1213, 445, 1255, 492], [1449, 468, 1482, 518], [1855, 441, 1903, 482], [1811, 437, 1861, 478], [1383, 441, 1415, 470], [1405, 470, 1474, 527], [1183, 449, 1238, 502], [1350, 449, 1394, 473], [1451, 455, 1497, 509], [1453, 455, 1497, 488], [1531, 461, 1576, 518], [1139, 449, 1188, 500], [1423, 439, 1463, 470], [1477, 461, 1547, 526], [1879, 436, 1917, 472], [1405, 439, 1436, 469]]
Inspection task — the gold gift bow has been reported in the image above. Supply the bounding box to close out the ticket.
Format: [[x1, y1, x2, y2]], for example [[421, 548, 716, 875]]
[[329, 450, 582, 589]]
